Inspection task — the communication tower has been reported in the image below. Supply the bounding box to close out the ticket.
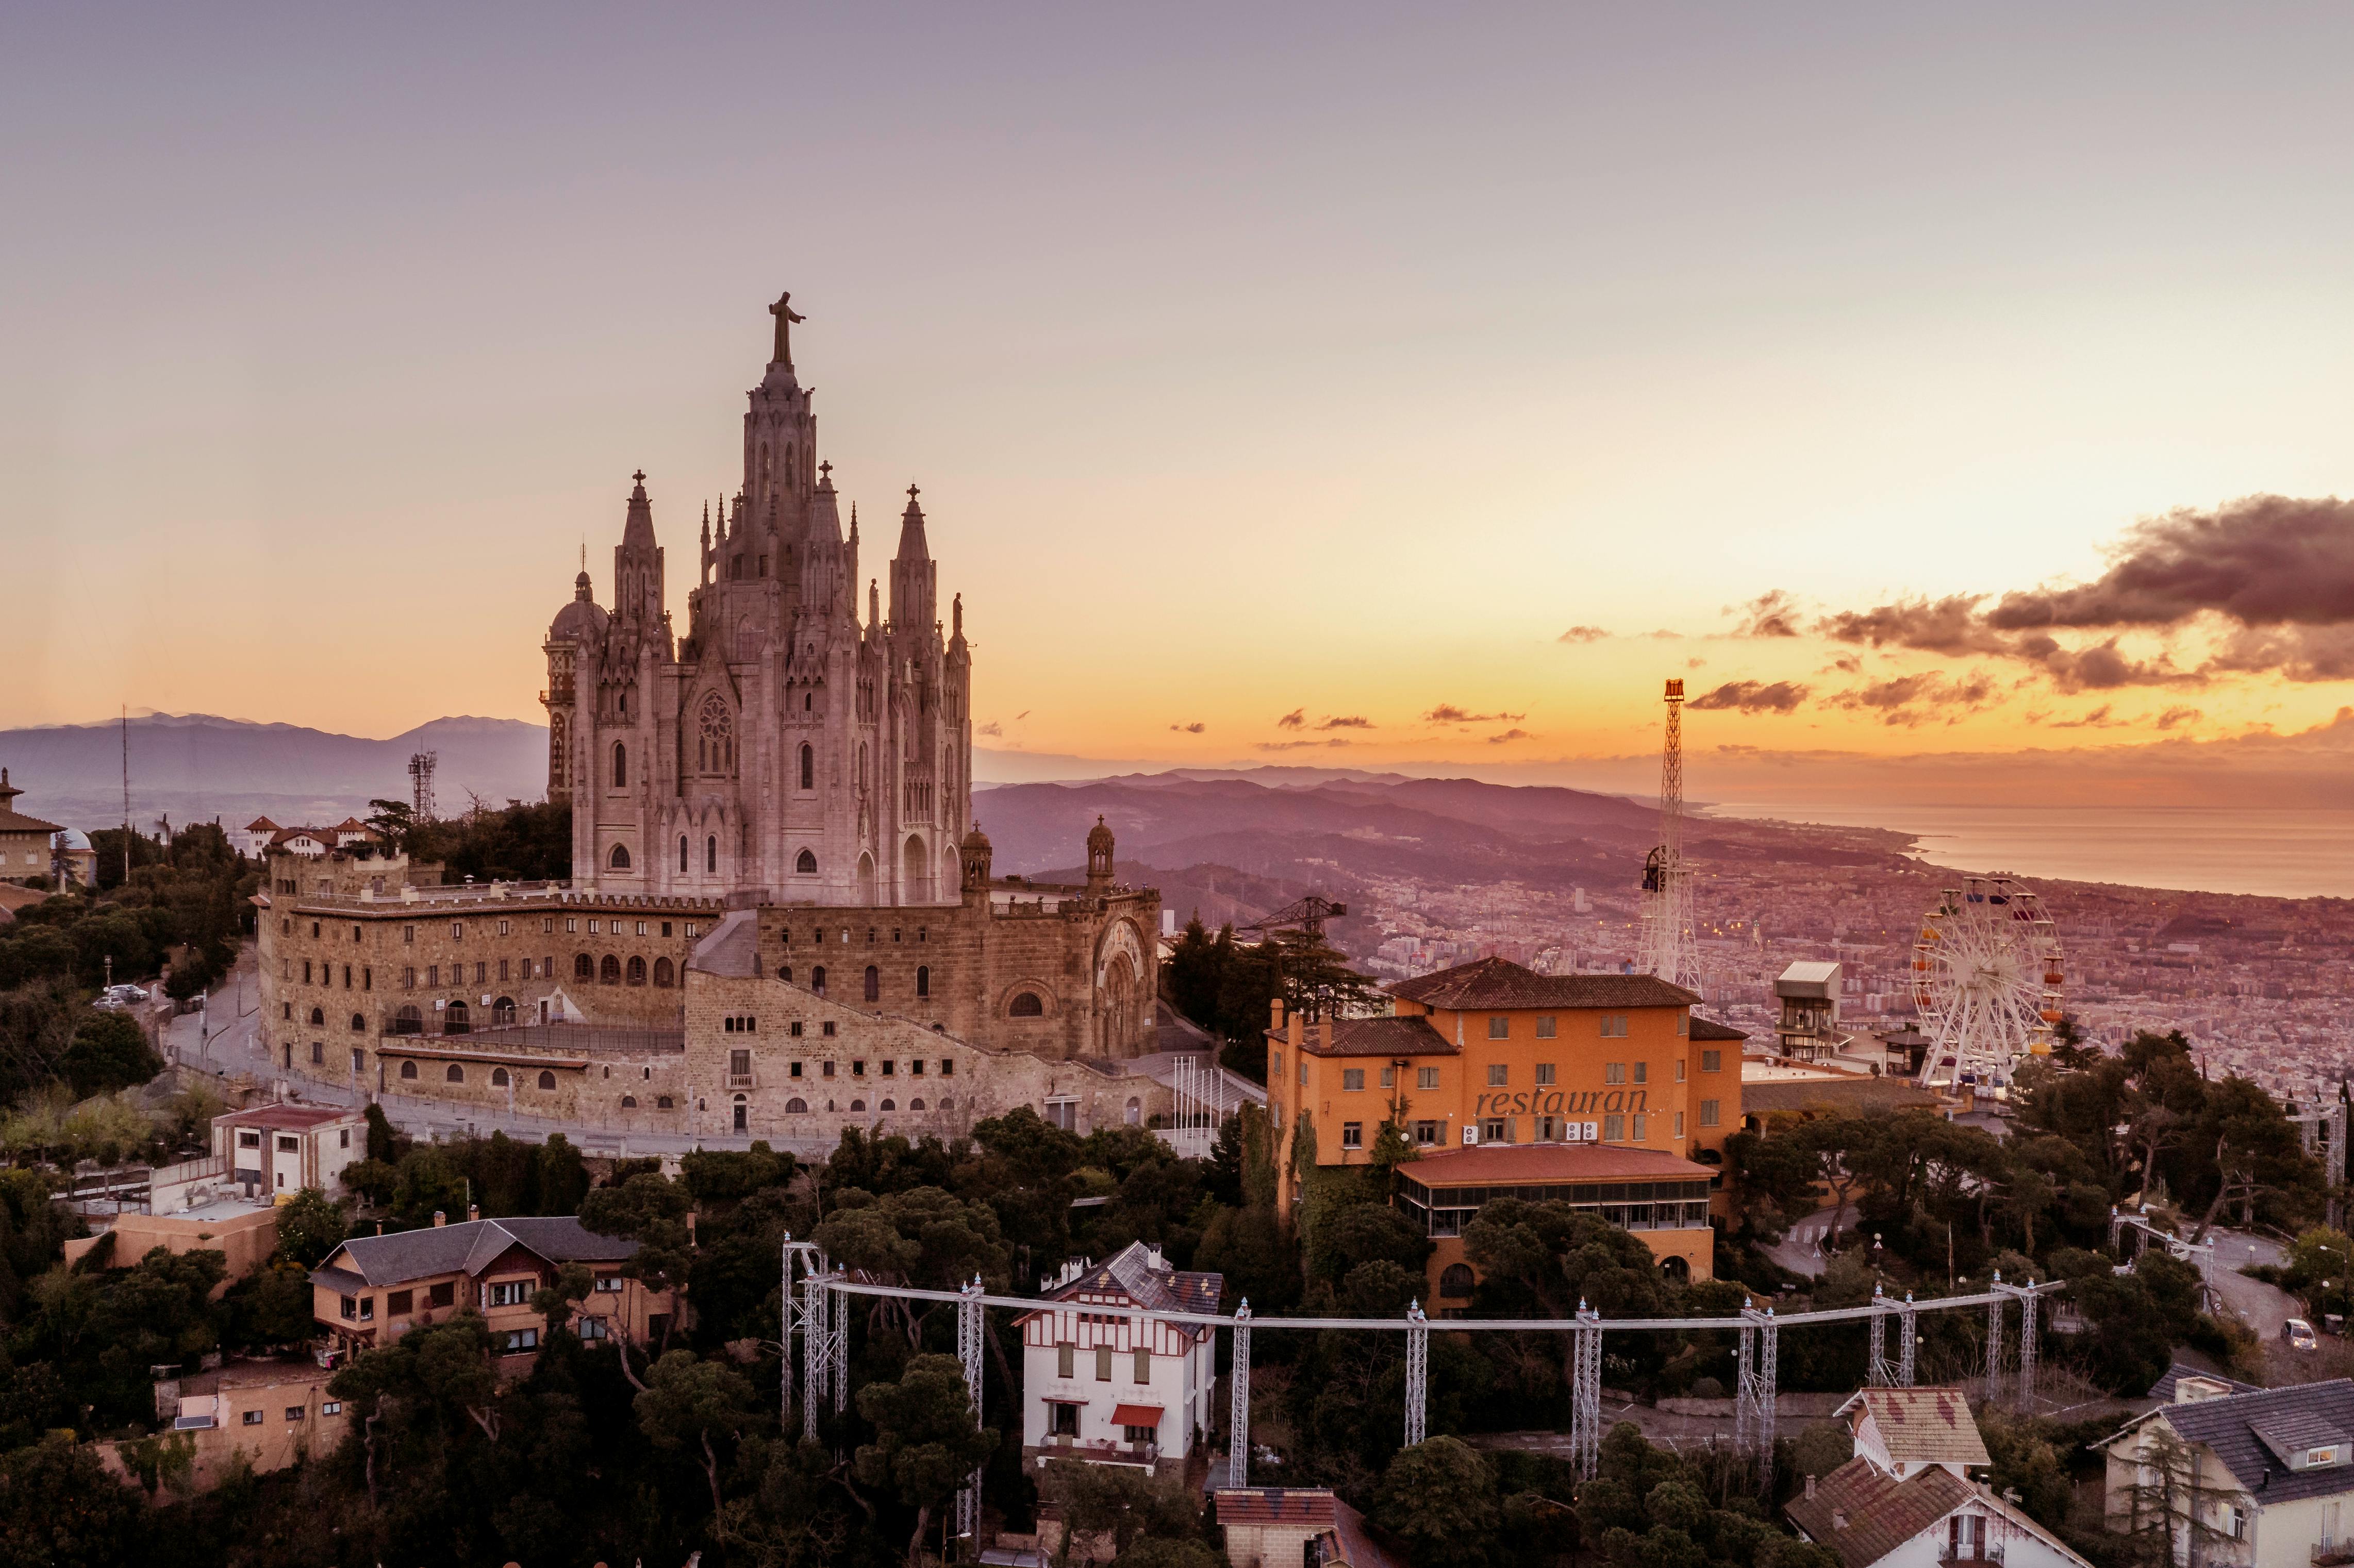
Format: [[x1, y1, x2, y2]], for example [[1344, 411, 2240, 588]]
[[408, 750, 438, 822], [1637, 679, 1699, 990]]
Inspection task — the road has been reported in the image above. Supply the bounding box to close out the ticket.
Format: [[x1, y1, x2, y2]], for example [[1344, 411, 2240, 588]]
[[1763, 1202, 1856, 1279], [2206, 1227, 2298, 1343]]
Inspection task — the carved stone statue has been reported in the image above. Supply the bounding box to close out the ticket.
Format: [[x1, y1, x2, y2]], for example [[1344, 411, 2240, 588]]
[[768, 291, 805, 365]]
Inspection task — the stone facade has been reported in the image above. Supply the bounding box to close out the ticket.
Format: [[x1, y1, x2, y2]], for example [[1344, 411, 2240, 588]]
[[253, 297, 1163, 1143], [544, 298, 972, 911]]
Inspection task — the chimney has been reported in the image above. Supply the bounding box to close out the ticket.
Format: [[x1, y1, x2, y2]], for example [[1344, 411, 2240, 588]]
[[1270, 998, 1285, 1031], [1804, 1475, 1816, 1500], [433, 1210, 447, 1227], [1832, 1509, 1848, 1531], [375, 1221, 384, 1236], [468, 1204, 479, 1224]]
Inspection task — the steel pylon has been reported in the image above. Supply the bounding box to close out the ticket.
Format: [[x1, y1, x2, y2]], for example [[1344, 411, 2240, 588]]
[[1403, 1300, 1429, 1448], [1569, 1300, 1603, 1479], [1228, 1300, 1252, 1489], [1736, 1301, 1778, 1492], [953, 1276, 985, 1546]]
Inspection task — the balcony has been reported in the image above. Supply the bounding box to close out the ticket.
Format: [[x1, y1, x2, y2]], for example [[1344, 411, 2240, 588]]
[[1938, 1548, 2003, 1565], [727, 1073, 755, 1089], [2312, 1545, 2354, 1566], [1032, 1434, 1161, 1470]]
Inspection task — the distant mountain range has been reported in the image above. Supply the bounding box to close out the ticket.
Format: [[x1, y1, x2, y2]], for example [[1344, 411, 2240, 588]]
[[0, 713, 549, 833]]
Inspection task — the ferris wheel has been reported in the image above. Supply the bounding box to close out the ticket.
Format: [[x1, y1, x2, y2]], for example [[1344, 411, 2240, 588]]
[[1910, 874, 2064, 1090]]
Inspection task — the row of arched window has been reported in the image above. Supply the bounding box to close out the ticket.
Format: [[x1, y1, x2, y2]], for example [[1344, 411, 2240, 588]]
[[382, 999, 519, 1036], [394, 1059, 558, 1090], [773, 1097, 948, 1114], [569, 953, 675, 987]]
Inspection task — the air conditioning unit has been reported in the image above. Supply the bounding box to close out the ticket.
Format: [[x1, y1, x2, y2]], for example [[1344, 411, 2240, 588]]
[[1462, 1126, 1480, 1146]]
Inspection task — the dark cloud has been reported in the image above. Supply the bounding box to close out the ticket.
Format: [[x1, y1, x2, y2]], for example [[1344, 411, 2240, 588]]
[[1275, 708, 1305, 730], [1827, 670, 2000, 727], [1986, 495, 2354, 630], [2154, 706, 2203, 730], [1732, 590, 1804, 638], [1014, 710, 1031, 721], [1686, 680, 1809, 714], [1818, 496, 2354, 688], [2043, 705, 2123, 729], [1318, 715, 1374, 730], [1423, 704, 1528, 724], [1644, 629, 1685, 640], [1558, 626, 1609, 643], [1487, 728, 1533, 744], [1686, 658, 1706, 669], [1168, 722, 1206, 734], [976, 721, 1002, 737], [1255, 738, 1353, 752]]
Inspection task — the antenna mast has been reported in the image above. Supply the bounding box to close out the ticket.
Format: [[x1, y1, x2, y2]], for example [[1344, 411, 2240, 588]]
[[408, 750, 438, 822], [121, 705, 131, 885], [1638, 679, 1698, 990]]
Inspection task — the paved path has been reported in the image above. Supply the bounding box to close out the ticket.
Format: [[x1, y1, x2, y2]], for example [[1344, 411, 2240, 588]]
[[2207, 1227, 2299, 1344], [1763, 1202, 1855, 1279]]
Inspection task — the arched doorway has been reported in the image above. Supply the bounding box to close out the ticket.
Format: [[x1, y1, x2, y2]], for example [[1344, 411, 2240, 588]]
[[1101, 953, 1136, 1056], [857, 852, 876, 904], [902, 834, 927, 904]]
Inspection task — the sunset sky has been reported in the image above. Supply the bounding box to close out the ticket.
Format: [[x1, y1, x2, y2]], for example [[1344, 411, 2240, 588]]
[[8, 5, 2354, 804]]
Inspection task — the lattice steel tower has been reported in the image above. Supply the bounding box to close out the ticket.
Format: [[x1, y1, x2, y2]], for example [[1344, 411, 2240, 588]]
[[1638, 679, 1698, 989], [408, 750, 438, 822]]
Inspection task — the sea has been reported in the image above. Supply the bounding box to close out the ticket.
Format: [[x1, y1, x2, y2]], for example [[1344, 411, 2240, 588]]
[[1704, 803, 2354, 902]]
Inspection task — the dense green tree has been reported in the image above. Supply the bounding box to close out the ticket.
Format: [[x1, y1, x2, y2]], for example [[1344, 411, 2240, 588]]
[[855, 1352, 997, 1568], [1372, 1436, 1499, 1568], [271, 1186, 346, 1268], [1040, 1460, 1198, 1563], [58, 1011, 160, 1096], [0, 1434, 147, 1568], [634, 1348, 759, 1525], [582, 1170, 696, 1328]]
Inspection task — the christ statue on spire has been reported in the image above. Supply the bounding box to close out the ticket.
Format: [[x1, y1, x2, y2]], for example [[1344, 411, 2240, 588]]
[[769, 291, 805, 365]]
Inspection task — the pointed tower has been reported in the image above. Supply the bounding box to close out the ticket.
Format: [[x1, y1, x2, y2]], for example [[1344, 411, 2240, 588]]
[[612, 471, 665, 628], [890, 485, 937, 632]]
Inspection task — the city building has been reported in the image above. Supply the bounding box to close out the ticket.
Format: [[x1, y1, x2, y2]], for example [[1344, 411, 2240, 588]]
[[1017, 1242, 1223, 1475], [1216, 1490, 1335, 1568], [309, 1213, 673, 1368], [255, 302, 1161, 1130], [1266, 957, 1742, 1290], [1789, 1386, 2092, 1568], [1775, 961, 1845, 1060], [0, 770, 62, 884], [2097, 1374, 2354, 1566], [123, 1360, 345, 1490]]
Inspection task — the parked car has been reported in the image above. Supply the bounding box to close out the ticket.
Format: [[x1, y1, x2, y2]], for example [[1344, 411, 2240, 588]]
[[2285, 1317, 2319, 1350], [93, 984, 148, 1011]]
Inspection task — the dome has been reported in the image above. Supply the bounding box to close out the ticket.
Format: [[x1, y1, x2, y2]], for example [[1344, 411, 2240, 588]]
[[1086, 815, 1115, 854], [548, 571, 609, 643], [961, 823, 992, 854]]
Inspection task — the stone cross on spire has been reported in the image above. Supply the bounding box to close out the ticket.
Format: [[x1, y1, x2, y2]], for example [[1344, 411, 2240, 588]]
[[769, 291, 805, 366]]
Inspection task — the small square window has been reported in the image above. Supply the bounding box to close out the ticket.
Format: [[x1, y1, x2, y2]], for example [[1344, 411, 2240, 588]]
[[1675, 1111, 1686, 1137], [243, 1410, 264, 1426], [1340, 1122, 1363, 1149], [823, 1061, 837, 1077], [881, 1060, 895, 1077], [1486, 1064, 1507, 1087], [1603, 1114, 1625, 1141], [1486, 1015, 1509, 1040], [1632, 1113, 1648, 1141], [1700, 1098, 1721, 1128], [322, 1400, 342, 1416], [790, 1021, 804, 1037], [1676, 1059, 1687, 1082], [1414, 1120, 1438, 1146], [1379, 1066, 1394, 1088], [1600, 1014, 1629, 1038], [1633, 1062, 1648, 1085], [790, 1061, 804, 1078], [1702, 1050, 1722, 1073], [822, 1022, 837, 1038], [1605, 1063, 1626, 1085], [286, 1406, 306, 1422], [1534, 1063, 1556, 1087], [1342, 1069, 1364, 1092], [1417, 1067, 1439, 1091], [1535, 1015, 1557, 1039], [852, 1060, 866, 1076], [940, 1059, 954, 1076]]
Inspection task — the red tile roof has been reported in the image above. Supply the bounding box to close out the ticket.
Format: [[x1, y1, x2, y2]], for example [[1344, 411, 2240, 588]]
[[218, 1104, 359, 1132], [1838, 1387, 1990, 1466], [1784, 1457, 1971, 1568], [1277, 1015, 1453, 1057], [1388, 957, 1698, 1011], [1399, 1141, 1715, 1186], [1215, 1488, 1336, 1527], [1689, 1015, 1747, 1041]]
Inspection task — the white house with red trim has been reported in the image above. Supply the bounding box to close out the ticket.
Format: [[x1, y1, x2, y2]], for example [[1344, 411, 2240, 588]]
[[1017, 1241, 1222, 1476]]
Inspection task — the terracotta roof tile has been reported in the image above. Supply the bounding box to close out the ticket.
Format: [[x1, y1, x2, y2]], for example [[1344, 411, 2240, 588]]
[[1279, 1015, 1452, 1057], [1837, 1386, 1990, 1465], [1214, 1489, 1336, 1527], [1689, 1015, 1747, 1041], [1388, 956, 1698, 1011], [1784, 1458, 1970, 1568]]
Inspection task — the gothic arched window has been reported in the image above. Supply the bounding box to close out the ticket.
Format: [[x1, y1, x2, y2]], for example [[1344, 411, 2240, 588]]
[[706, 836, 718, 874], [811, 965, 827, 997], [626, 956, 646, 986], [916, 965, 930, 998], [575, 953, 594, 980], [799, 744, 814, 791], [653, 957, 674, 987], [796, 848, 818, 875], [600, 954, 621, 985], [699, 695, 733, 774], [864, 965, 880, 1002], [678, 835, 688, 873], [611, 741, 628, 788], [609, 843, 632, 871]]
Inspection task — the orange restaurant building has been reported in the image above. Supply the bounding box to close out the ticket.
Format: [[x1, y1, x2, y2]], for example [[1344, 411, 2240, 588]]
[[1269, 958, 1743, 1310]]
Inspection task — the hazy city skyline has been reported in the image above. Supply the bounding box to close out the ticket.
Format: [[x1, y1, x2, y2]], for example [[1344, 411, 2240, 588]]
[[9, 5, 2354, 806]]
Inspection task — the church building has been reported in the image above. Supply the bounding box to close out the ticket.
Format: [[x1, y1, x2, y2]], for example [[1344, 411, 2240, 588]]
[[254, 299, 1166, 1142]]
